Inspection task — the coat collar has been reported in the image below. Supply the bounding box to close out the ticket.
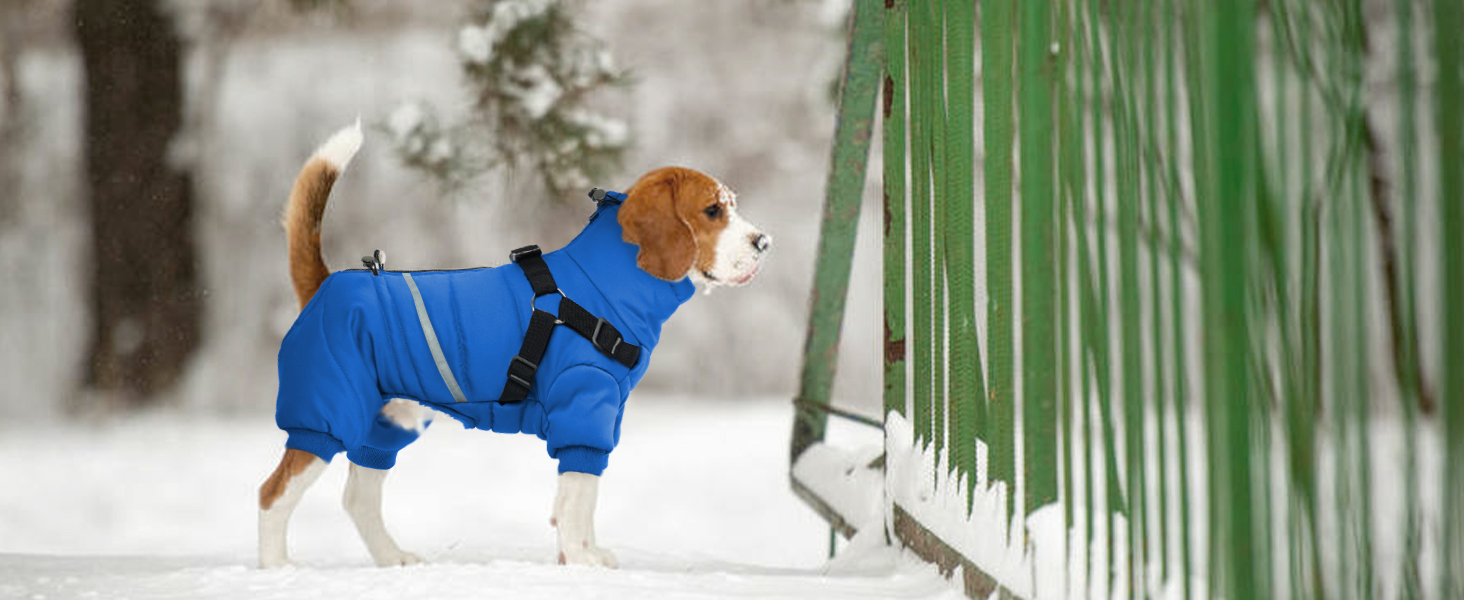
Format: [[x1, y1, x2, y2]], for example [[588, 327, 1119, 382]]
[[557, 201, 696, 348]]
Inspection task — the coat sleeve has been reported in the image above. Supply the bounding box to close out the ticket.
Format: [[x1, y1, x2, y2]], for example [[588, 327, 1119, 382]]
[[542, 364, 623, 475]]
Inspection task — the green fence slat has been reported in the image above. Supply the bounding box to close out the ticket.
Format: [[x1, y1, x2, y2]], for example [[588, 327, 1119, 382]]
[[790, 0, 883, 460], [926, 0, 948, 459], [1110, 0, 1146, 589], [1187, 0, 1216, 591], [1163, 0, 1192, 596], [1088, 0, 1126, 586], [1264, 2, 1295, 597], [928, 0, 948, 460], [1253, 107, 1281, 600], [1056, 0, 1077, 541], [919, 0, 939, 456], [1178, 0, 1219, 592], [1209, 0, 1258, 596], [944, 0, 983, 509], [1269, 1, 1324, 596], [1329, 98, 1354, 600], [1435, 0, 1464, 595], [1294, 1, 1324, 592], [1352, 107, 1377, 600], [909, 0, 933, 449], [1254, 153, 1276, 600], [1019, 0, 1058, 516], [1073, 3, 1098, 591], [983, 0, 1017, 518], [1142, 0, 1168, 587], [883, 0, 908, 423], [1395, 0, 1423, 419], [1343, 4, 1376, 598], [1327, 3, 1358, 594], [1394, 0, 1424, 595]]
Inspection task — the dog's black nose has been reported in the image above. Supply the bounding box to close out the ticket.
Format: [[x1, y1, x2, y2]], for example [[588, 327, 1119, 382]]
[[751, 233, 771, 253]]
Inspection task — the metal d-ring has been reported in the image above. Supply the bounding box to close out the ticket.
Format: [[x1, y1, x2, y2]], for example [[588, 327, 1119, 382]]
[[530, 288, 571, 324]]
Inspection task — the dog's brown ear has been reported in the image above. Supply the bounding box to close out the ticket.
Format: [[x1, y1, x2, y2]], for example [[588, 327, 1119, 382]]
[[619, 169, 697, 281]]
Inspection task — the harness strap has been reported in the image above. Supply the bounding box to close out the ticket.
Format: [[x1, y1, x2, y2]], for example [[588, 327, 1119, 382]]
[[500, 308, 559, 404], [556, 298, 641, 366], [512, 245, 559, 296], [499, 244, 641, 404]]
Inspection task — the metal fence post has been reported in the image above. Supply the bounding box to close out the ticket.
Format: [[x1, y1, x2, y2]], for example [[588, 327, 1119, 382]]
[[790, 0, 883, 461]]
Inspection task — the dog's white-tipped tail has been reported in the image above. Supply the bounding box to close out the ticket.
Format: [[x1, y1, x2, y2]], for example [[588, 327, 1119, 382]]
[[314, 119, 363, 170], [286, 121, 362, 309]]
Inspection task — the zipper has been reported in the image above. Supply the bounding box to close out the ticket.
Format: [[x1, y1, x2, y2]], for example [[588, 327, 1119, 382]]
[[342, 267, 497, 273]]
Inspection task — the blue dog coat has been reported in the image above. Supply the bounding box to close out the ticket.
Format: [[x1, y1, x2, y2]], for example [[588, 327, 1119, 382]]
[[274, 200, 695, 475]]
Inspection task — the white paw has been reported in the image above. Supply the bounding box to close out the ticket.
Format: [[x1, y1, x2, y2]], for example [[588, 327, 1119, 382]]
[[374, 550, 423, 567], [558, 544, 619, 569]]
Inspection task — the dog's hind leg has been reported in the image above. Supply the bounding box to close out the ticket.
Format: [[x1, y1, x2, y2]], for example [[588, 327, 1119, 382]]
[[343, 462, 421, 567], [258, 448, 328, 568], [341, 399, 430, 567]]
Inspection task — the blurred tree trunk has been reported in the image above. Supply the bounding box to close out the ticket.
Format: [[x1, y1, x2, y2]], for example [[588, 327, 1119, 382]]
[[73, 0, 200, 407], [0, 2, 24, 227]]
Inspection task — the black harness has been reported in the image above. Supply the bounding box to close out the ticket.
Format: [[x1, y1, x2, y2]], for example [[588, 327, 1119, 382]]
[[498, 244, 641, 403], [498, 188, 639, 403]]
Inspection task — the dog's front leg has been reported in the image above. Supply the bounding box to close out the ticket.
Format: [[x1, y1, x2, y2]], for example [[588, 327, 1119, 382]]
[[552, 472, 618, 568]]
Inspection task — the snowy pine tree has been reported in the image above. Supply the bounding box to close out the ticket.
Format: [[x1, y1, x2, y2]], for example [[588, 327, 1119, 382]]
[[388, 0, 630, 197]]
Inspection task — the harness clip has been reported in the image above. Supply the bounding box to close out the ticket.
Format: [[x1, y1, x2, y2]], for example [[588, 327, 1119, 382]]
[[509, 245, 542, 263]]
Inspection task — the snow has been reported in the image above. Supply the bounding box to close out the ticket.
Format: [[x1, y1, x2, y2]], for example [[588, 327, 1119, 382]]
[[885, 412, 1036, 598], [0, 554, 964, 600], [875, 399, 1447, 600], [458, 1, 560, 67], [0, 397, 961, 600], [386, 102, 427, 145], [566, 46, 616, 87], [457, 25, 495, 65], [489, 0, 555, 32], [508, 64, 563, 120], [790, 442, 884, 530], [562, 110, 630, 149]]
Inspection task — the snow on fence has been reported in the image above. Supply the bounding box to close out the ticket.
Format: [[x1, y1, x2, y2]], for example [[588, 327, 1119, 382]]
[[791, 0, 1464, 598]]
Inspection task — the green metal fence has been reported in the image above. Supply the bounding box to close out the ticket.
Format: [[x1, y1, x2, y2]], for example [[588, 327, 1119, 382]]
[[791, 0, 1464, 598]]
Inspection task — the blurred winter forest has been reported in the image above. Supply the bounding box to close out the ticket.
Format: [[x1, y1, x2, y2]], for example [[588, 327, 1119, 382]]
[[0, 0, 887, 418]]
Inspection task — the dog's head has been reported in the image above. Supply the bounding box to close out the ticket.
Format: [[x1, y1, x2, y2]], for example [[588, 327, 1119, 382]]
[[619, 167, 770, 287]]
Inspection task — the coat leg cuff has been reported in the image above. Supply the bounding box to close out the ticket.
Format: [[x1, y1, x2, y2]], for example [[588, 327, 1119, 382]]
[[284, 428, 345, 463], [555, 446, 609, 476], [346, 445, 400, 470]]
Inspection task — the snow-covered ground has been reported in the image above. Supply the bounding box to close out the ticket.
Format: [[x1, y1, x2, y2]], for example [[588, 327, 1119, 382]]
[[0, 397, 961, 600]]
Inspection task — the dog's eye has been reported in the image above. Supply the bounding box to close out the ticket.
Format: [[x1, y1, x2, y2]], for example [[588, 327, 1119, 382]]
[[703, 204, 723, 220]]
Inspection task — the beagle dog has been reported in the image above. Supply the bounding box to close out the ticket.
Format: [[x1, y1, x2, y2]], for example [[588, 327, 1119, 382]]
[[257, 123, 769, 569]]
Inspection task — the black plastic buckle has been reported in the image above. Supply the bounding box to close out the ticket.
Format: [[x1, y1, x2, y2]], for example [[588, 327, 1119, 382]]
[[510, 245, 542, 263], [507, 355, 538, 390], [590, 317, 621, 356]]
